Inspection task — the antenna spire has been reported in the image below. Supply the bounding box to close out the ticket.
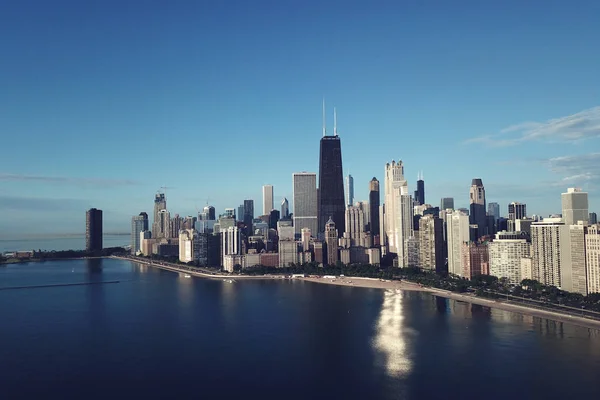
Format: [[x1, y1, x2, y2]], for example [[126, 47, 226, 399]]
[[322, 98, 326, 137], [334, 107, 337, 136]]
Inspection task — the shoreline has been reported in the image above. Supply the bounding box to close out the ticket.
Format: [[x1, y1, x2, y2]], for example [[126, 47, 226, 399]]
[[33, 255, 600, 331], [298, 276, 600, 330]]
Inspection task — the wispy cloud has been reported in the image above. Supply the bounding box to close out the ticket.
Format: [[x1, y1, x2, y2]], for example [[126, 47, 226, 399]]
[[0, 173, 138, 187], [546, 152, 600, 188], [0, 195, 89, 211], [465, 106, 600, 147]]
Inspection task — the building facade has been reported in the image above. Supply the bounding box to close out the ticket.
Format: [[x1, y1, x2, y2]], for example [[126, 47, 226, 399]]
[[345, 175, 354, 207], [469, 178, 487, 239], [586, 224, 600, 294], [488, 235, 530, 284], [440, 197, 454, 211], [561, 188, 589, 225], [447, 209, 470, 277], [243, 199, 254, 236], [325, 217, 339, 265], [86, 208, 103, 252], [369, 177, 380, 245], [384, 160, 414, 266], [531, 219, 566, 287], [318, 134, 345, 236], [179, 229, 200, 263], [418, 215, 444, 273], [152, 193, 167, 238], [131, 212, 149, 255], [508, 202, 526, 221], [293, 172, 318, 236], [262, 185, 274, 216]]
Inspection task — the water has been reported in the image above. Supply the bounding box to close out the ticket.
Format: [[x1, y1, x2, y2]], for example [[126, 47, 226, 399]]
[[1, 259, 599, 399], [0, 234, 130, 253]]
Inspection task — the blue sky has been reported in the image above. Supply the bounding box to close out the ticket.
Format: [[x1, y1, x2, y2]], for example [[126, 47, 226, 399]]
[[1, 0, 599, 236]]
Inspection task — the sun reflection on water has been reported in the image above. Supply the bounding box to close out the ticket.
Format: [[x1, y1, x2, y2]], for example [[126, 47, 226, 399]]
[[372, 289, 414, 377]]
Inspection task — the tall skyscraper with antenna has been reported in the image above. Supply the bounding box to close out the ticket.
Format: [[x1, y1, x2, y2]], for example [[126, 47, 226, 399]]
[[414, 172, 425, 206], [318, 102, 345, 236]]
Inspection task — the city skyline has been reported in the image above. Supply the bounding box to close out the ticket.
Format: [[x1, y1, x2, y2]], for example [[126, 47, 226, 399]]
[[2, 1, 600, 235]]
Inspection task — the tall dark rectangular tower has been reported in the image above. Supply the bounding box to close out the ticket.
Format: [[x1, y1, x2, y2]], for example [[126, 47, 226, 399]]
[[318, 135, 345, 236], [369, 177, 380, 245], [416, 178, 425, 205], [86, 208, 103, 252], [243, 199, 254, 236], [469, 178, 487, 239]]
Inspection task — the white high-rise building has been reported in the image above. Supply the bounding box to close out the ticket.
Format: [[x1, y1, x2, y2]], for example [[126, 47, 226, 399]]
[[488, 233, 530, 284], [179, 229, 200, 263], [384, 160, 414, 266], [345, 175, 354, 207], [446, 209, 470, 276], [292, 172, 318, 236], [565, 223, 588, 295], [355, 201, 370, 229], [221, 226, 241, 269], [531, 219, 567, 287], [344, 206, 365, 246], [585, 224, 600, 294], [262, 184, 274, 216], [561, 188, 589, 225]]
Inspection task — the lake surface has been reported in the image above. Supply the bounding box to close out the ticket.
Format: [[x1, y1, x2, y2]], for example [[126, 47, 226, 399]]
[[1, 258, 599, 399], [0, 234, 130, 253]]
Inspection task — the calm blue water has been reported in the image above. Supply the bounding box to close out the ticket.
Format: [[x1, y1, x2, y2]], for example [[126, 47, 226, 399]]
[[1, 259, 599, 399], [0, 234, 130, 253]]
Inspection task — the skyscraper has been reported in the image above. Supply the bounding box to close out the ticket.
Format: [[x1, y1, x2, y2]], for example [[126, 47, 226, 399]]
[[345, 175, 354, 207], [86, 208, 103, 252], [203, 205, 216, 221], [131, 212, 149, 255], [418, 215, 444, 273], [369, 177, 380, 245], [531, 219, 567, 287], [325, 217, 339, 265], [508, 202, 526, 221], [243, 199, 254, 236], [281, 198, 289, 219], [414, 172, 425, 206], [561, 188, 589, 225], [586, 224, 600, 294], [262, 185, 274, 215], [293, 172, 318, 236], [344, 206, 366, 247], [590, 212, 598, 224], [488, 233, 530, 284], [469, 178, 487, 239], [152, 193, 167, 238], [384, 160, 414, 266], [318, 106, 345, 236], [440, 197, 454, 211], [446, 209, 469, 277], [488, 202, 500, 220]]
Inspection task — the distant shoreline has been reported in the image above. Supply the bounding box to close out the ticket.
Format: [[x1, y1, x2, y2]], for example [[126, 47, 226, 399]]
[[114, 256, 600, 331], [10, 255, 600, 331]]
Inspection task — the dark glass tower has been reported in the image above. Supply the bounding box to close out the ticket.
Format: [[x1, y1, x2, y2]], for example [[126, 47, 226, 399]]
[[369, 177, 380, 244], [318, 135, 345, 236], [469, 178, 487, 239], [416, 179, 425, 205], [86, 208, 103, 253], [243, 199, 254, 236]]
